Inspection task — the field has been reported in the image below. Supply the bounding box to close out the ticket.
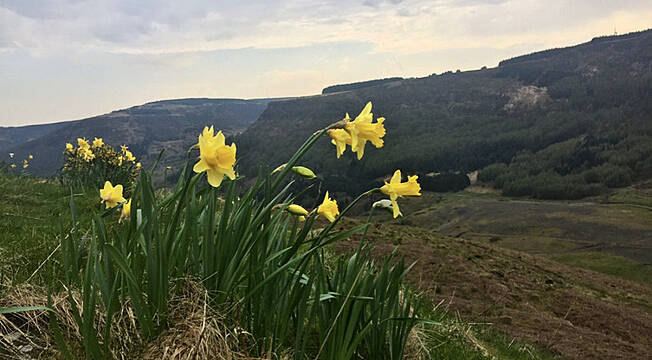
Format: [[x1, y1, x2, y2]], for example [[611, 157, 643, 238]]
[[2, 167, 651, 358], [333, 218, 652, 359], [0, 172, 560, 359], [376, 186, 652, 285]]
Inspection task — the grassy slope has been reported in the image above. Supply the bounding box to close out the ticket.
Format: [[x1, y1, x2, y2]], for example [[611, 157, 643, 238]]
[[332, 218, 652, 359], [0, 171, 97, 292], [0, 172, 558, 359], [386, 188, 652, 285]]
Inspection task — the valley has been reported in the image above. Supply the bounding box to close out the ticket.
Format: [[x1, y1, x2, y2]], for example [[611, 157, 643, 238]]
[[364, 184, 652, 284]]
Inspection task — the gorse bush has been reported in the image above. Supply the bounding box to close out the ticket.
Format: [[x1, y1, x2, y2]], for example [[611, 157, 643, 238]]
[[50, 102, 426, 359], [60, 137, 141, 191]]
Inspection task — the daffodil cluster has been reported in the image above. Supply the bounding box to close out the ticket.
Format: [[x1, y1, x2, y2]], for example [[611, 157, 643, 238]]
[[327, 102, 386, 160], [61, 137, 140, 189], [192, 101, 417, 223], [327, 102, 421, 218]]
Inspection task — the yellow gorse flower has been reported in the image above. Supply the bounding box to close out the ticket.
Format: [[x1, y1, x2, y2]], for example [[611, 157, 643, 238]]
[[120, 198, 131, 223], [380, 170, 421, 218], [92, 137, 104, 148], [287, 204, 309, 217], [193, 126, 237, 188], [99, 181, 126, 209], [317, 191, 339, 222]]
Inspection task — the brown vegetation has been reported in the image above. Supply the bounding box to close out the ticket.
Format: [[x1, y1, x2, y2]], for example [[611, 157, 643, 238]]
[[332, 218, 652, 360]]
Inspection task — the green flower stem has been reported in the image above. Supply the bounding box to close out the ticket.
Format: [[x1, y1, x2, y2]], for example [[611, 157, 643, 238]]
[[271, 129, 326, 192]]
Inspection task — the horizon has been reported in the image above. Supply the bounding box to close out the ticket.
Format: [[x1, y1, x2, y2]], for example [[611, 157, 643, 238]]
[[1, 0, 652, 127]]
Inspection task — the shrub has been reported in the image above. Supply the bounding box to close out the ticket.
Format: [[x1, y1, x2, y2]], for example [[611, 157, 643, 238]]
[[59, 138, 140, 191], [478, 163, 508, 183], [419, 172, 470, 192]]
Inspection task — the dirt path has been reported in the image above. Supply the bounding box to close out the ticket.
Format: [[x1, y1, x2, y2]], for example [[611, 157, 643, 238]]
[[332, 219, 652, 360]]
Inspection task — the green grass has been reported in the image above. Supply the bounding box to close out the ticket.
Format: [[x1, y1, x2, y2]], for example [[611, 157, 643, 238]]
[[0, 169, 562, 359], [552, 251, 652, 284], [603, 184, 652, 208], [0, 172, 97, 291], [414, 299, 559, 360]]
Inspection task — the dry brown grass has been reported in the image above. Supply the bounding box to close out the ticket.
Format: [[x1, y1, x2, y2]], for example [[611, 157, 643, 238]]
[[0, 279, 282, 360]]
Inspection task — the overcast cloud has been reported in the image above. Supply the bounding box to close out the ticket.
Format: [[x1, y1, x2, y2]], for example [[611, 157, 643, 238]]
[[1, 0, 651, 125]]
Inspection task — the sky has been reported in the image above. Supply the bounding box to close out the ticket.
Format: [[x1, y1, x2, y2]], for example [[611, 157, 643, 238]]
[[1, 0, 651, 126]]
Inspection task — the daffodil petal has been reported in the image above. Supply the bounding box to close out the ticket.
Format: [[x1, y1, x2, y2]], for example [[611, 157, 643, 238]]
[[193, 159, 209, 173], [206, 169, 224, 188]]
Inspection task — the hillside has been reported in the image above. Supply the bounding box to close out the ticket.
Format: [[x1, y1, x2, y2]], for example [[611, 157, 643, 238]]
[[0, 98, 276, 177], [237, 30, 652, 199], [2, 170, 650, 359], [332, 217, 652, 360]]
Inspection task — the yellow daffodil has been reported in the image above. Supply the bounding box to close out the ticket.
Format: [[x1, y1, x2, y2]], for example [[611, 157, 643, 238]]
[[344, 102, 386, 160], [193, 126, 237, 188], [291, 166, 316, 179], [287, 204, 309, 217], [28, 154, 34, 160], [120, 198, 131, 223], [23, 160, 28, 168], [82, 149, 95, 162], [65, 143, 74, 152], [121, 145, 128, 153], [380, 170, 421, 218], [99, 181, 126, 209], [117, 156, 124, 166], [317, 191, 339, 222], [92, 137, 104, 148], [10, 164, 16, 168], [77, 138, 90, 150], [136, 162, 142, 170], [327, 128, 352, 159], [124, 150, 136, 162]]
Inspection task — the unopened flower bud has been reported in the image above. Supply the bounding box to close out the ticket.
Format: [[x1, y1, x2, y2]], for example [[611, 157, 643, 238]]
[[291, 166, 316, 179], [372, 199, 392, 209], [272, 163, 287, 174], [287, 204, 309, 216], [372, 199, 402, 217]]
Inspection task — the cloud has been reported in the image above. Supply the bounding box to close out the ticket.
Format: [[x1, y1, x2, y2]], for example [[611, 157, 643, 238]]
[[1, 0, 649, 56], [1, 0, 651, 126]]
